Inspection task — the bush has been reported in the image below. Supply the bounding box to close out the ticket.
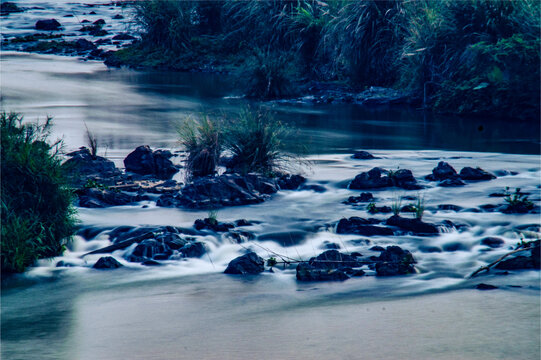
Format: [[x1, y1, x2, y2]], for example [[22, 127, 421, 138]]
[[1, 113, 75, 273], [224, 108, 293, 176], [178, 114, 222, 179]]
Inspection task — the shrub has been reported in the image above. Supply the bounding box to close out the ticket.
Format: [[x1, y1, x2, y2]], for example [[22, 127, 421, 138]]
[[178, 114, 222, 179], [1, 113, 75, 273], [224, 108, 293, 175]]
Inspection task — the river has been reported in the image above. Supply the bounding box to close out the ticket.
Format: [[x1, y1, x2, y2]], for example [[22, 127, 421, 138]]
[[1, 2, 540, 359]]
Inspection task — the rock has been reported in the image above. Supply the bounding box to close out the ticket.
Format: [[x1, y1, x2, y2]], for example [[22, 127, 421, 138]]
[[1, 2, 23, 15], [370, 246, 385, 252], [442, 242, 468, 252], [224, 252, 265, 275], [437, 204, 463, 212], [225, 230, 255, 243], [235, 219, 252, 227], [74, 38, 96, 50], [352, 151, 376, 159], [159, 173, 279, 208], [130, 239, 172, 261], [349, 167, 392, 189], [277, 174, 306, 190], [112, 33, 136, 41], [257, 231, 310, 247], [321, 242, 341, 250], [93, 19, 105, 25], [459, 167, 496, 181], [336, 217, 394, 236], [481, 237, 505, 248], [349, 167, 421, 190], [495, 256, 533, 270], [194, 218, 234, 232], [308, 250, 362, 269], [35, 19, 61, 31], [296, 263, 349, 281], [62, 147, 121, 186], [95, 38, 112, 45], [356, 87, 411, 106], [76, 188, 142, 208], [385, 215, 439, 235], [124, 145, 178, 180], [438, 178, 465, 187], [142, 260, 161, 266], [179, 241, 206, 258], [299, 184, 326, 192], [501, 203, 534, 214], [427, 161, 458, 181], [344, 192, 374, 204], [375, 246, 416, 276], [113, 14, 124, 19], [93, 256, 123, 269], [476, 283, 498, 290], [419, 245, 442, 253]]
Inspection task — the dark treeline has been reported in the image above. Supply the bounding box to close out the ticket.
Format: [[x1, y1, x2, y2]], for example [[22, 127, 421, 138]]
[[113, 0, 541, 119]]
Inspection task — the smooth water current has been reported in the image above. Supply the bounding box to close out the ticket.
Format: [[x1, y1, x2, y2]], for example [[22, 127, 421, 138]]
[[1, 2, 540, 358]]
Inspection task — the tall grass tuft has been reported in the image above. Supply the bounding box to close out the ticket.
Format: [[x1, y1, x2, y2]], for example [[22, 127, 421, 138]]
[[178, 114, 222, 179], [1, 112, 76, 273], [224, 108, 293, 176]]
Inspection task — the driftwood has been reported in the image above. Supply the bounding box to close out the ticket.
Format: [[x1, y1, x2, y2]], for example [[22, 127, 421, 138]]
[[469, 247, 531, 278]]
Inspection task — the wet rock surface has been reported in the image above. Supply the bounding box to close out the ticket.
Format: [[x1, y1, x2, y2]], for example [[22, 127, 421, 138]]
[[375, 246, 416, 276], [75, 187, 145, 208], [62, 147, 121, 187], [336, 217, 394, 236], [124, 145, 178, 180], [352, 151, 376, 160], [459, 167, 496, 181], [385, 215, 439, 235], [224, 252, 265, 275], [349, 167, 422, 190], [93, 256, 122, 269]]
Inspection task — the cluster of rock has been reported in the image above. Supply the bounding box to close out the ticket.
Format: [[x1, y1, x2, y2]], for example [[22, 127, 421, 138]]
[[425, 161, 496, 187], [349, 167, 422, 190], [336, 215, 440, 236]]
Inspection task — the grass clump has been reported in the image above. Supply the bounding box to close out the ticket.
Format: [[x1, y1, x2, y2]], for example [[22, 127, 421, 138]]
[[1, 113, 76, 273], [178, 114, 222, 179], [224, 108, 293, 176], [413, 196, 425, 220]]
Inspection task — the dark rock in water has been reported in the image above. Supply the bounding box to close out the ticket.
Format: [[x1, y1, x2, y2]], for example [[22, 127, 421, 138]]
[[62, 147, 121, 186], [496, 255, 534, 270], [479, 204, 499, 212], [35, 19, 61, 31], [93, 19, 106, 25], [258, 230, 310, 247], [160, 173, 278, 208], [74, 38, 96, 50], [142, 259, 161, 266], [225, 230, 255, 243], [224, 252, 264, 275], [299, 184, 326, 193], [459, 167, 496, 181], [321, 242, 341, 250], [349, 167, 392, 189], [113, 14, 124, 19], [532, 244, 540, 269], [56, 260, 78, 267], [385, 215, 439, 235], [112, 33, 136, 41], [442, 242, 468, 252], [76, 188, 142, 208], [194, 218, 234, 232], [370, 246, 385, 252], [400, 204, 417, 213], [95, 38, 112, 45], [1, 2, 23, 15], [419, 245, 442, 253], [344, 192, 374, 204], [235, 219, 252, 227], [276, 174, 306, 190], [368, 205, 392, 214], [481, 237, 505, 248], [309, 250, 361, 269], [296, 263, 349, 281], [336, 217, 394, 236], [124, 145, 178, 180], [501, 203, 535, 214], [179, 241, 206, 258], [93, 256, 123, 269], [493, 170, 518, 177], [426, 161, 458, 181], [375, 246, 416, 276], [437, 204, 463, 212], [131, 239, 172, 260], [349, 167, 421, 190], [476, 283, 498, 290], [438, 178, 465, 187], [352, 151, 376, 160]]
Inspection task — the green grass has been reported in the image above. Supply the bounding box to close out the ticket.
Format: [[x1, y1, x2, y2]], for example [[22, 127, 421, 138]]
[[1, 112, 76, 273]]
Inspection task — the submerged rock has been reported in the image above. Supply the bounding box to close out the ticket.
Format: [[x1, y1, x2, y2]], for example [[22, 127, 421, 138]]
[[344, 192, 374, 204], [35, 19, 61, 31], [459, 167, 496, 181], [124, 145, 178, 180], [93, 256, 123, 269], [352, 151, 376, 160], [480, 237, 505, 248], [112, 33, 136, 41], [476, 283, 498, 290], [385, 215, 439, 235], [336, 217, 394, 236], [224, 252, 265, 275]]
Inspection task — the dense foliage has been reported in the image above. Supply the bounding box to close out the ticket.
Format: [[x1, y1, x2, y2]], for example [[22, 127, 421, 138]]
[[1, 113, 75, 273], [123, 0, 539, 119]]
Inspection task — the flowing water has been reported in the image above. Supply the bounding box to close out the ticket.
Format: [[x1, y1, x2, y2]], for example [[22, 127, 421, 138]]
[[1, 2, 540, 359]]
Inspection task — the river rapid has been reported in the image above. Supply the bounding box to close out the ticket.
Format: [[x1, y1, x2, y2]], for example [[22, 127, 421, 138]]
[[2, 2, 541, 359]]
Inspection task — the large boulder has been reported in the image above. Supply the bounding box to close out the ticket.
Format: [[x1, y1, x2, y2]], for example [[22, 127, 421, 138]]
[[459, 167, 496, 181], [336, 217, 394, 236], [1, 2, 23, 15], [93, 256, 123, 269], [62, 147, 121, 186], [495, 241, 540, 270], [224, 252, 265, 275], [124, 145, 178, 180], [426, 161, 458, 181], [35, 19, 61, 31], [349, 167, 421, 190], [276, 174, 306, 190], [375, 246, 416, 276], [385, 215, 439, 235], [296, 250, 364, 281]]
